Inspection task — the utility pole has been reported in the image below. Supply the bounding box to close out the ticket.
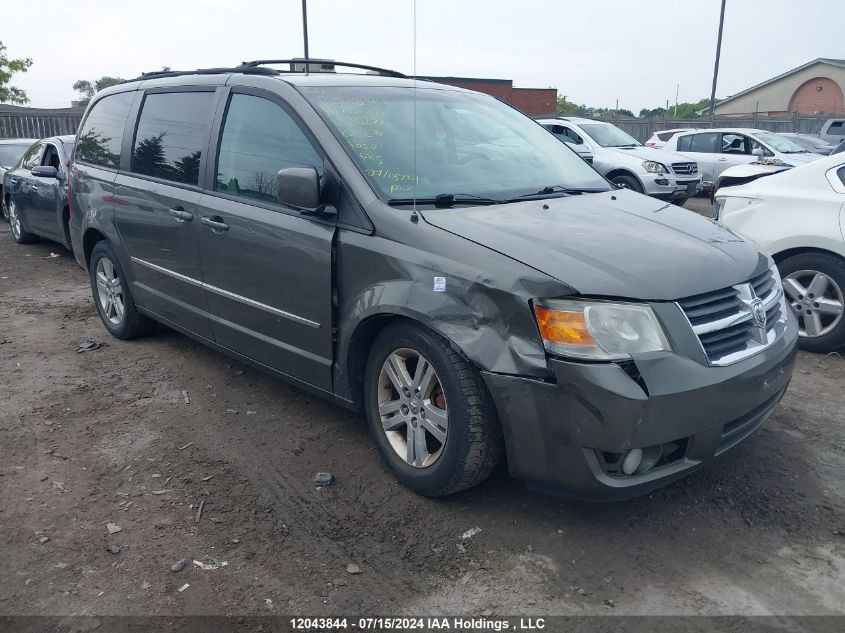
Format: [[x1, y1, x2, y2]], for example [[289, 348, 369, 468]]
[[302, 0, 310, 60], [708, 0, 727, 125], [674, 84, 679, 117]]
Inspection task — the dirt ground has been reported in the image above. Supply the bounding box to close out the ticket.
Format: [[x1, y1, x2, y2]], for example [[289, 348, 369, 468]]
[[1, 213, 843, 619]]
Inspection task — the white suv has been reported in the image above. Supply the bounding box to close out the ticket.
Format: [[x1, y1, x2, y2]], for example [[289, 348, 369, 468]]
[[651, 128, 822, 189], [538, 118, 702, 205]]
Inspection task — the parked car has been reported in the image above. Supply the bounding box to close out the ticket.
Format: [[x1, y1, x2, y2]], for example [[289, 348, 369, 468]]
[[644, 128, 694, 148], [816, 118, 845, 145], [715, 153, 845, 352], [713, 162, 793, 194], [656, 128, 822, 189], [69, 60, 796, 499], [3, 136, 74, 246], [0, 138, 37, 221], [778, 133, 834, 155], [537, 118, 702, 205]]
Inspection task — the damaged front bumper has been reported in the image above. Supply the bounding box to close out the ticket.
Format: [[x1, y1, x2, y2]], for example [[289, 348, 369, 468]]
[[482, 314, 798, 500]]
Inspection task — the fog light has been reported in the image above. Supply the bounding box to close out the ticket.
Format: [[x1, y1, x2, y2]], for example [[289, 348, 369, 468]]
[[655, 178, 669, 186], [621, 448, 643, 475]]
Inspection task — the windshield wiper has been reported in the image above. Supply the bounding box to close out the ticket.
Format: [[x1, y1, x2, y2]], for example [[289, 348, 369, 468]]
[[508, 185, 607, 200], [387, 193, 502, 208]]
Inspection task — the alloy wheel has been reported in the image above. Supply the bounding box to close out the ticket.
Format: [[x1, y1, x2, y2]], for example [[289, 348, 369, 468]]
[[95, 257, 126, 326], [377, 348, 448, 468], [783, 269, 845, 338], [9, 200, 21, 240]]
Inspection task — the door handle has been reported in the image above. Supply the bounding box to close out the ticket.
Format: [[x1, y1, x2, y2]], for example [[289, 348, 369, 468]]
[[201, 216, 229, 232], [717, 157, 728, 161], [169, 206, 193, 222]]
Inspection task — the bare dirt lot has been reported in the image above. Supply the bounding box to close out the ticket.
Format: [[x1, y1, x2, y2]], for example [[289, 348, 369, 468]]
[[1, 216, 843, 619]]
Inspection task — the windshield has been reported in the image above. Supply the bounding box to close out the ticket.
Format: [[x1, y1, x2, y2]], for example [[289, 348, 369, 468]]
[[0, 143, 31, 167], [754, 132, 807, 153], [791, 135, 832, 150], [300, 85, 609, 201], [579, 123, 641, 147]]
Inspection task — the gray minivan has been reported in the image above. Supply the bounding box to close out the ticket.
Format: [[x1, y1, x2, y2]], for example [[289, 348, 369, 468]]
[[69, 60, 798, 499]]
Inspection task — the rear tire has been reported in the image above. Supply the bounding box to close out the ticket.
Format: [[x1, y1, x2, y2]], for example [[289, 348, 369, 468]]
[[8, 199, 38, 244], [610, 174, 644, 193], [364, 321, 503, 496], [779, 252, 845, 353], [89, 241, 155, 340]]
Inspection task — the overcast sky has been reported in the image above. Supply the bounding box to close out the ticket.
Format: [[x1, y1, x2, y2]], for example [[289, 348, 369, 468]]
[[3, 0, 841, 111]]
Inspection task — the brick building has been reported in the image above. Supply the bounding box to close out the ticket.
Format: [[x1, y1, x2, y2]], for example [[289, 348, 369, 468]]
[[419, 76, 557, 116], [706, 58, 845, 116]]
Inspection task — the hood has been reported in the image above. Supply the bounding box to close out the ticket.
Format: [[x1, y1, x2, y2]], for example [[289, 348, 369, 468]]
[[421, 190, 765, 301], [602, 145, 692, 165], [783, 152, 822, 165]]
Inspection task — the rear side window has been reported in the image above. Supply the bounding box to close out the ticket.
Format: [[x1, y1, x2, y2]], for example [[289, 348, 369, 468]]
[[75, 92, 134, 169], [131, 91, 215, 186], [657, 131, 676, 141], [689, 133, 719, 153], [215, 93, 322, 204], [838, 166, 845, 186], [828, 121, 844, 135]]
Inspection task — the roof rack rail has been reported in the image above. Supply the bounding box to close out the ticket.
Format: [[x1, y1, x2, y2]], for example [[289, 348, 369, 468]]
[[130, 66, 280, 82], [240, 58, 407, 78]]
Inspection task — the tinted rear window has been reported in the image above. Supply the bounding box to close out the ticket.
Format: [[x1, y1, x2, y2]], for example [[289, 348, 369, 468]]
[[131, 91, 215, 186], [75, 92, 134, 169]]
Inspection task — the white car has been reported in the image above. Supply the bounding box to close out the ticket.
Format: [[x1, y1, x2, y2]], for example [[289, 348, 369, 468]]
[[651, 128, 822, 190], [715, 153, 845, 352], [537, 118, 702, 205], [644, 128, 694, 148]]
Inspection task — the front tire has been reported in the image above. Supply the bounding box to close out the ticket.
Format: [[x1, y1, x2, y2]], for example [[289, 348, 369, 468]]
[[364, 322, 503, 496], [610, 174, 644, 193], [89, 241, 154, 340], [779, 252, 845, 353], [8, 199, 38, 244]]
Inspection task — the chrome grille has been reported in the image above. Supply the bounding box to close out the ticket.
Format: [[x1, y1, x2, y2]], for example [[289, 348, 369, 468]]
[[671, 162, 698, 175], [677, 268, 786, 365]]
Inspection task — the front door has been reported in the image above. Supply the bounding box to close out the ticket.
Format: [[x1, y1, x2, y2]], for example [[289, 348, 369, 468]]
[[714, 132, 756, 179], [198, 90, 335, 391], [29, 142, 65, 240], [113, 89, 218, 340]]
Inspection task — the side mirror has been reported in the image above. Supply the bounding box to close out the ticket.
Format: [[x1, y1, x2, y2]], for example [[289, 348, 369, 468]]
[[276, 166, 335, 217], [751, 148, 764, 158], [31, 165, 59, 178]]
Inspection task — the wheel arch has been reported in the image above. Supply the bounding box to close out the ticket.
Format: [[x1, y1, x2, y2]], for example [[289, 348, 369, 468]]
[[772, 246, 845, 267], [83, 227, 108, 268], [605, 169, 643, 189], [343, 312, 477, 412]]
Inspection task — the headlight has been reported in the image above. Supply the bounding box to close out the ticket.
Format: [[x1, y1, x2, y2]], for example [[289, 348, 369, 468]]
[[533, 299, 671, 361], [712, 197, 725, 221], [642, 160, 668, 174]]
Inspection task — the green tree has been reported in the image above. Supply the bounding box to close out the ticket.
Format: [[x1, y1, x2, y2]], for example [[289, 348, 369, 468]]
[[133, 133, 166, 175], [0, 41, 33, 104], [72, 76, 125, 107]]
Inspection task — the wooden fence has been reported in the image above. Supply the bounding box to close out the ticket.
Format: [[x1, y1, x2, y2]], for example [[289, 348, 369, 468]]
[[0, 108, 84, 139]]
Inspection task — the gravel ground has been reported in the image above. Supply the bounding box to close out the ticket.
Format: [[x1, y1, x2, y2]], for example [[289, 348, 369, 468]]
[[0, 213, 843, 618]]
